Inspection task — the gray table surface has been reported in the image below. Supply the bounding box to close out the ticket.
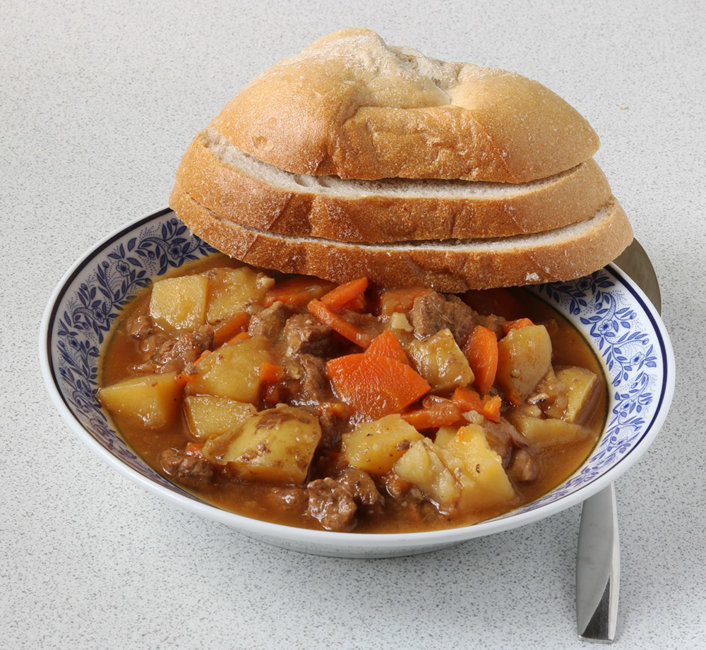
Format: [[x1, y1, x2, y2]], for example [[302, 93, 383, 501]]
[[3, 1, 704, 648]]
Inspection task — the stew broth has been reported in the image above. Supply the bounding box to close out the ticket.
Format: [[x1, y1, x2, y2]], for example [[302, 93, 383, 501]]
[[99, 256, 606, 533]]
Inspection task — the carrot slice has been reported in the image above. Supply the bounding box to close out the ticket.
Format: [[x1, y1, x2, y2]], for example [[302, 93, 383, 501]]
[[259, 362, 285, 384], [263, 276, 335, 308], [452, 387, 502, 423], [464, 325, 498, 395], [184, 442, 205, 459], [212, 312, 249, 347], [174, 372, 193, 386], [226, 331, 251, 345], [502, 318, 534, 335], [327, 353, 430, 421], [401, 396, 463, 430], [320, 276, 369, 311], [365, 330, 409, 365], [379, 287, 434, 316], [505, 389, 523, 407], [308, 299, 372, 348]]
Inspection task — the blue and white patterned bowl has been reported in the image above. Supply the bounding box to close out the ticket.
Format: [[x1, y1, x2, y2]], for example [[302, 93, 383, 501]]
[[39, 209, 675, 557]]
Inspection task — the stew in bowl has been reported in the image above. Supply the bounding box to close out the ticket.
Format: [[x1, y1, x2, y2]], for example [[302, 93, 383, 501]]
[[40, 210, 674, 556]]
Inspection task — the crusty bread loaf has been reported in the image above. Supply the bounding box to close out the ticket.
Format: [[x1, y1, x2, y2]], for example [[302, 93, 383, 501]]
[[174, 128, 612, 242], [170, 186, 633, 292], [169, 28, 632, 290], [210, 28, 599, 183]]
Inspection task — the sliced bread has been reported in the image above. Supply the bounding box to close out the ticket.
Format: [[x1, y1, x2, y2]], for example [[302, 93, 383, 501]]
[[170, 186, 633, 292], [174, 129, 612, 243]]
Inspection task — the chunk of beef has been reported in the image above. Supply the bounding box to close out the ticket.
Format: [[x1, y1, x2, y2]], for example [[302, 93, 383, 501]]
[[160, 448, 216, 489], [297, 354, 330, 403], [382, 472, 412, 500], [508, 448, 538, 483], [315, 403, 351, 450], [476, 313, 508, 339], [125, 308, 154, 340], [409, 292, 478, 345], [306, 477, 357, 531], [336, 468, 384, 507], [248, 301, 290, 339], [338, 310, 385, 340], [283, 313, 333, 356], [152, 324, 214, 373], [478, 417, 516, 467]]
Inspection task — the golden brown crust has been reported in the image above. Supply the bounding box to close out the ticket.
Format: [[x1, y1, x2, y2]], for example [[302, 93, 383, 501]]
[[169, 187, 633, 292], [210, 28, 599, 183], [175, 132, 612, 242]]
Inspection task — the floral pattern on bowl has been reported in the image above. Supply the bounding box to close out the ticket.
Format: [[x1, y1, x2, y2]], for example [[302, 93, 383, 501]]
[[40, 209, 675, 557]]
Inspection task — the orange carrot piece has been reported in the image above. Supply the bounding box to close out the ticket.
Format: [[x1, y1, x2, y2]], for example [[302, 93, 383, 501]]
[[320, 276, 369, 311], [505, 389, 523, 407], [379, 287, 434, 316], [226, 331, 251, 345], [344, 293, 366, 312], [502, 318, 534, 335], [327, 353, 430, 421], [259, 361, 285, 384], [464, 325, 498, 395], [308, 299, 372, 348], [365, 330, 409, 365], [263, 276, 335, 308], [401, 397, 463, 430], [212, 312, 249, 347], [184, 442, 205, 459], [452, 387, 502, 423], [174, 372, 192, 386]]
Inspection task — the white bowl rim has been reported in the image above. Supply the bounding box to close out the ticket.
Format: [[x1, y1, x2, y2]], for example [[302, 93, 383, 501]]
[[39, 208, 676, 552]]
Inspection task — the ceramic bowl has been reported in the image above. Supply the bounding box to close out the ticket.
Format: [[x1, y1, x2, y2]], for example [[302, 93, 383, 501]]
[[39, 209, 675, 557]]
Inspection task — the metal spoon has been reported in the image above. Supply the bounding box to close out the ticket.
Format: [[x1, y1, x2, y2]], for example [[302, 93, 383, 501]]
[[576, 239, 661, 642]]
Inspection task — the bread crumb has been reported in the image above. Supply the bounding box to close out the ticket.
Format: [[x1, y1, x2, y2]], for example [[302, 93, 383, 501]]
[[618, 104, 628, 110]]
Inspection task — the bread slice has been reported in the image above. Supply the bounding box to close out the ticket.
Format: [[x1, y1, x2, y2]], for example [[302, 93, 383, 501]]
[[174, 129, 612, 243], [211, 28, 599, 183], [170, 186, 633, 292]]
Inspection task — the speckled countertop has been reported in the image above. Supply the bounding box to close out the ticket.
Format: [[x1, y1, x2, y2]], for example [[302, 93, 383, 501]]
[[3, 1, 704, 648]]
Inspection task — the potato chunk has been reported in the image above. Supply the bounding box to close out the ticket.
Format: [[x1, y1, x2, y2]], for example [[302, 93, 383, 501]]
[[496, 325, 552, 399], [184, 395, 256, 441], [206, 267, 274, 323], [393, 438, 462, 509], [149, 275, 208, 331], [509, 411, 589, 446], [185, 336, 272, 403], [394, 424, 515, 512], [342, 414, 424, 475], [441, 424, 515, 511], [203, 405, 321, 484], [407, 328, 474, 393], [99, 372, 182, 429], [555, 367, 600, 424]]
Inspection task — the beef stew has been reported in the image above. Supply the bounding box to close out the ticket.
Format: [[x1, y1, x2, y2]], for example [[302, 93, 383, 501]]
[[98, 256, 606, 533]]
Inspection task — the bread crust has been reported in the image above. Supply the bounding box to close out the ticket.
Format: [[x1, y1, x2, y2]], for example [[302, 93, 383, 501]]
[[169, 187, 633, 292], [210, 28, 599, 183], [175, 131, 612, 242]]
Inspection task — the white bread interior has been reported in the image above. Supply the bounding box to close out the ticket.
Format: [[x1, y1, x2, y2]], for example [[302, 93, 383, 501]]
[[174, 128, 612, 242], [170, 185, 633, 292]]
